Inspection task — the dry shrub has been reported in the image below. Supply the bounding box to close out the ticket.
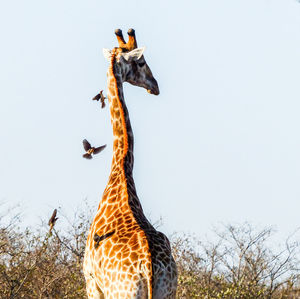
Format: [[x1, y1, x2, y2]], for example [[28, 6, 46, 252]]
[[0, 204, 91, 299], [173, 223, 300, 298], [1, 204, 300, 299]]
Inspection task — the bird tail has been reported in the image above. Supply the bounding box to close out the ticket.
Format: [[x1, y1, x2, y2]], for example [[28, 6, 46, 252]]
[[83, 153, 92, 159]]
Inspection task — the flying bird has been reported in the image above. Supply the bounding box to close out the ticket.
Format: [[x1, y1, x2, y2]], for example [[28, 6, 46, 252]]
[[48, 209, 58, 231], [83, 139, 106, 159], [92, 90, 106, 108]]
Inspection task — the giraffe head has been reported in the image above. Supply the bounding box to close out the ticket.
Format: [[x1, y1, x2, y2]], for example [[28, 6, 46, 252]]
[[103, 29, 160, 95]]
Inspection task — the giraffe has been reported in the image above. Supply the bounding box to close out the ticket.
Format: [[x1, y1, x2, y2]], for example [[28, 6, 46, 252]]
[[83, 29, 177, 299]]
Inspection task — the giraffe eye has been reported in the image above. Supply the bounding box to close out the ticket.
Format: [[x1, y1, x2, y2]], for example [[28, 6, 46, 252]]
[[138, 62, 145, 67]]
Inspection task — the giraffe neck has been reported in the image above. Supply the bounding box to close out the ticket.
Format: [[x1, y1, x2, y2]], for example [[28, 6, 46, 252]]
[[92, 52, 154, 241], [107, 54, 134, 179]]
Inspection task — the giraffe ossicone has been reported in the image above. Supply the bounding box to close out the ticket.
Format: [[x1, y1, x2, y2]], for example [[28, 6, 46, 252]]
[[83, 28, 177, 299]]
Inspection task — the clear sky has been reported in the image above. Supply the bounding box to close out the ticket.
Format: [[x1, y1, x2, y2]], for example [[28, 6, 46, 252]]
[[0, 0, 300, 241]]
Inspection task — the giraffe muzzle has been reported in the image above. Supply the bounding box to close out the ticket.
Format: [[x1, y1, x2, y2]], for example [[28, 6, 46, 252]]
[[147, 79, 160, 95], [147, 88, 159, 95]]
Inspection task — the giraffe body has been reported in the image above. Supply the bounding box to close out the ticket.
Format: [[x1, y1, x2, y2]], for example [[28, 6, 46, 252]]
[[83, 29, 177, 299]]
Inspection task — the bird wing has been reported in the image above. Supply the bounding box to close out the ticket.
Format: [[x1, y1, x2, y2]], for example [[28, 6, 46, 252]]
[[93, 144, 107, 154], [100, 96, 106, 108], [83, 139, 92, 151], [92, 94, 101, 101]]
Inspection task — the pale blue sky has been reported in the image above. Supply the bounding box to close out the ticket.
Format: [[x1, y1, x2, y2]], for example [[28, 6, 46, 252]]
[[0, 0, 300, 240]]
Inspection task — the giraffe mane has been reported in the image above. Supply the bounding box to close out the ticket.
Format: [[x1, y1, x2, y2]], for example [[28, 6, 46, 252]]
[[109, 50, 129, 158]]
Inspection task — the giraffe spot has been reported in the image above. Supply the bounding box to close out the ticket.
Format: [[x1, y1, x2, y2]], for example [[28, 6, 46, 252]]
[[113, 140, 119, 148], [123, 259, 131, 268], [122, 250, 130, 259], [97, 218, 105, 227], [130, 252, 138, 261], [132, 243, 139, 251], [114, 244, 123, 252], [115, 110, 121, 118], [125, 218, 132, 225]]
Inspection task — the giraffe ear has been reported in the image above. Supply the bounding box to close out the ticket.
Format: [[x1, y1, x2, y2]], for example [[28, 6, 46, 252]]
[[123, 47, 146, 61], [103, 48, 112, 61]]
